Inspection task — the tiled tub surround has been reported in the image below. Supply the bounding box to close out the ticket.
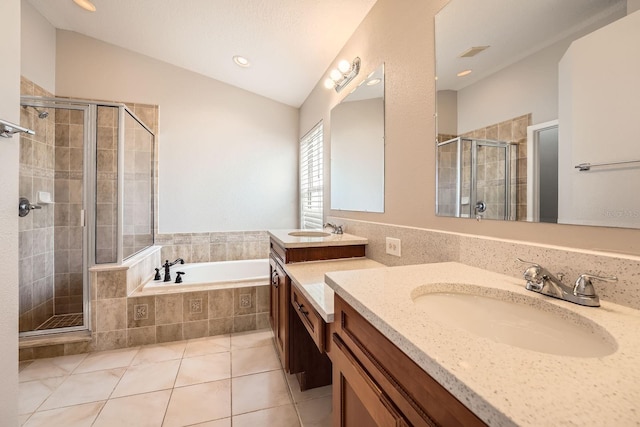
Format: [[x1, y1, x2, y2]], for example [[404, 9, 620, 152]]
[[327, 217, 640, 311], [156, 230, 270, 263], [20, 246, 270, 360], [325, 262, 640, 426]]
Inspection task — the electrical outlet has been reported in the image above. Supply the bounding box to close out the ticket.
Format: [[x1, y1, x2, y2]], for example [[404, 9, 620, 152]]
[[386, 237, 401, 257]]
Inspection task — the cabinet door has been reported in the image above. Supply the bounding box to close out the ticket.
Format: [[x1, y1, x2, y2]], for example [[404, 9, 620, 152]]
[[269, 257, 289, 370], [276, 267, 289, 366], [332, 334, 409, 427]]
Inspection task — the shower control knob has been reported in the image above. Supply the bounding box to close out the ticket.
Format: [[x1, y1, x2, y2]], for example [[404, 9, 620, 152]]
[[18, 197, 42, 217]]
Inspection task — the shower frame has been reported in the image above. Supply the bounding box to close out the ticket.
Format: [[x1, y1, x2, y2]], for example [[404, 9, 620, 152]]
[[19, 96, 156, 337], [436, 137, 515, 220]]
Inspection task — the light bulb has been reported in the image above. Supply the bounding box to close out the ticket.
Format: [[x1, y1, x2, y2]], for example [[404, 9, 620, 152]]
[[338, 60, 351, 73], [329, 69, 342, 82], [324, 78, 335, 89]]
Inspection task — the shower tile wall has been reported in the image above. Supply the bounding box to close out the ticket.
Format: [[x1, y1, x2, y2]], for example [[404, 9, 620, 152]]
[[436, 141, 458, 216], [19, 78, 55, 332], [95, 106, 118, 264], [53, 107, 85, 315], [461, 114, 530, 220]]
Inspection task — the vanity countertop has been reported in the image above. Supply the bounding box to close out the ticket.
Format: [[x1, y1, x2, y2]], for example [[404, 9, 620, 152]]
[[325, 262, 640, 427], [268, 229, 368, 249], [284, 258, 384, 322]]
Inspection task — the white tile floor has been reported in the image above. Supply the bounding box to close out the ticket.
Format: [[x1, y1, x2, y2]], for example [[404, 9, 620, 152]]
[[18, 329, 332, 427]]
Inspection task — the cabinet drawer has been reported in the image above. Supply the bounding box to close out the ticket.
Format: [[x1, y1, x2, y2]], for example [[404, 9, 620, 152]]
[[291, 285, 325, 352]]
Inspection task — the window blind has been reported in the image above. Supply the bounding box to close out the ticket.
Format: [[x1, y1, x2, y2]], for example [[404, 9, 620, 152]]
[[300, 122, 323, 230]]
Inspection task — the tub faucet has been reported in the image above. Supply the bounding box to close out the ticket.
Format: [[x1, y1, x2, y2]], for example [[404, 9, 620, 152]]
[[162, 258, 185, 282], [324, 222, 343, 234], [516, 258, 617, 307]]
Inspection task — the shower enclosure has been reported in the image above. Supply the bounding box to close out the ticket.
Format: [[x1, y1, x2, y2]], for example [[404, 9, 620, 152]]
[[18, 97, 155, 337], [436, 137, 517, 220]]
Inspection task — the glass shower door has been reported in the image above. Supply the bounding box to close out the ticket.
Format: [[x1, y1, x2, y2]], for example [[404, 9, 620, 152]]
[[19, 102, 88, 335]]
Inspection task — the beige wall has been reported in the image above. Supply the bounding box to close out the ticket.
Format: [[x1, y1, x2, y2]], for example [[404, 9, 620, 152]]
[[300, 0, 640, 256], [55, 30, 300, 234], [0, 0, 20, 423]]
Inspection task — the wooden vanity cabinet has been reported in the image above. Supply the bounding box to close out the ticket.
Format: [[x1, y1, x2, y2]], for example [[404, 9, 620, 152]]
[[269, 237, 364, 388], [332, 295, 486, 427]]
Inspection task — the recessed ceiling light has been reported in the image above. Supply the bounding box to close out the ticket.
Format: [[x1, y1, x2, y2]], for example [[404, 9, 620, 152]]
[[366, 78, 381, 86], [73, 0, 96, 12], [457, 69, 473, 77], [233, 56, 250, 67]]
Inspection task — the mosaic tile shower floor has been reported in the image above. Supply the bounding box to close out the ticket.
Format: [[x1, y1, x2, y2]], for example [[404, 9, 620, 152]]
[[18, 329, 332, 426]]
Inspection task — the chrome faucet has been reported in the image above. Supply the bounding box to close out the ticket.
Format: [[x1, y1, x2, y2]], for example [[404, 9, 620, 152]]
[[516, 258, 617, 307], [323, 222, 343, 234]]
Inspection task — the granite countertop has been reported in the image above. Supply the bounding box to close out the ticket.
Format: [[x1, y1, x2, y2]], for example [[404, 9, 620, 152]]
[[325, 262, 640, 427], [268, 229, 368, 249], [284, 258, 384, 322]]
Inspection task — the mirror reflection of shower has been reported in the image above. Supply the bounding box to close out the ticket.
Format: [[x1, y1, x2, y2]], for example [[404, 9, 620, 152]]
[[437, 137, 518, 220]]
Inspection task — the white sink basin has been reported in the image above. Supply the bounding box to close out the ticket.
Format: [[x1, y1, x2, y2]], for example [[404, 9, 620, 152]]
[[412, 284, 616, 357], [288, 231, 331, 237]]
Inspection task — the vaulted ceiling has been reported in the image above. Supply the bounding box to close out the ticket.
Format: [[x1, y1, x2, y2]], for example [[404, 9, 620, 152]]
[[28, 0, 377, 107]]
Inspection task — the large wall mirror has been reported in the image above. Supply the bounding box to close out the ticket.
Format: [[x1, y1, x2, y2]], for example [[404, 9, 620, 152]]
[[435, 0, 640, 229], [331, 64, 385, 212]]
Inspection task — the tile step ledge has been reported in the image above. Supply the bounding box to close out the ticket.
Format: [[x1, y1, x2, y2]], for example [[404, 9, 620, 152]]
[[19, 330, 92, 349]]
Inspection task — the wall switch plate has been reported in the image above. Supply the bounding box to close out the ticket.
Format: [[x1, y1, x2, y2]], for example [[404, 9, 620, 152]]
[[386, 237, 401, 257]]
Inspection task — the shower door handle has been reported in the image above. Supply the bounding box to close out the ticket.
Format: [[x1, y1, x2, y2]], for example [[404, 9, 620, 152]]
[[81, 209, 86, 227]]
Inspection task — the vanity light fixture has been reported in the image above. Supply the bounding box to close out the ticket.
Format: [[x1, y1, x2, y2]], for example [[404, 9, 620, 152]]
[[324, 57, 361, 93], [233, 55, 251, 67], [457, 69, 473, 77], [72, 0, 96, 12]]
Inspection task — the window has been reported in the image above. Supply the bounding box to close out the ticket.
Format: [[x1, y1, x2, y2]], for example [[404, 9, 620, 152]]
[[299, 122, 323, 229]]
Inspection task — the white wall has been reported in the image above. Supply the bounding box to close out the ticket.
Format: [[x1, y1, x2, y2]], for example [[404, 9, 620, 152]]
[[21, 0, 56, 93], [558, 11, 640, 228], [0, 0, 20, 423], [331, 97, 384, 212], [55, 30, 299, 233], [456, 40, 565, 133], [455, 9, 625, 135]]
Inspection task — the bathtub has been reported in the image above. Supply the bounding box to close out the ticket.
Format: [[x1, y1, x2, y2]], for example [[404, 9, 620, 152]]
[[142, 259, 269, 293]]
